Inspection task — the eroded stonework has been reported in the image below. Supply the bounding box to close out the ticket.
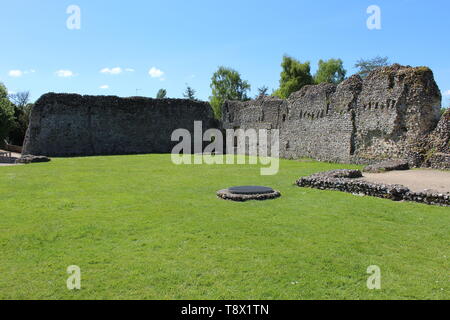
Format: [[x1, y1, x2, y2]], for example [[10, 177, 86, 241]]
[[22, 65, 449, 170], [422, 109, 450, 169], [222, 65, 447, 168], [297, 169, 450, 206], [23, 93, 217, 157]]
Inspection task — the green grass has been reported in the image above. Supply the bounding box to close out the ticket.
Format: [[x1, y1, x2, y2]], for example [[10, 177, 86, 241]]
[[0, 154, 448, 300]]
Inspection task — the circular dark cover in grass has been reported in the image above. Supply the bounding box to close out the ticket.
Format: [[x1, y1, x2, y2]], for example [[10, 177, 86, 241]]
[[217, 187, 281, 202], [228, 186, 274, 195]]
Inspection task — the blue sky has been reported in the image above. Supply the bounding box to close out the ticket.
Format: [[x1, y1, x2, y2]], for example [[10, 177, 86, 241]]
[[1, 0, 449, 106]]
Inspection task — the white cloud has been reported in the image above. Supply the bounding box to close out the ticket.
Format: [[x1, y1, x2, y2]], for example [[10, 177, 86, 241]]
[[443, 90, 450, 96], [100, 67, 123, 75], [8, 69, 36, 77], [100, 67, 135, 74], [99, 85, 109, 89], [149, 67, 164, 79], [55, 70, 75, 77], [9, 70, 23, 77]]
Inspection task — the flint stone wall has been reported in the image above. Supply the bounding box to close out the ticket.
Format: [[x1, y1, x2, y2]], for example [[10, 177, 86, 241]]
[[22, 65, 449, 169], [22, 93, 217, 157], [297, 169, 450, 206], [423, 109, 450, 169], [222, 65, 447, 168]]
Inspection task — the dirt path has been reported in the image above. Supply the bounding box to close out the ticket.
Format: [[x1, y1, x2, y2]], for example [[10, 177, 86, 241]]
[[361, 169, 450, 193]]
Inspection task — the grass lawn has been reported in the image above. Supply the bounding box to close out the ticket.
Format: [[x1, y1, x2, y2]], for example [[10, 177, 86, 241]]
[[0, 154, 448, 300]]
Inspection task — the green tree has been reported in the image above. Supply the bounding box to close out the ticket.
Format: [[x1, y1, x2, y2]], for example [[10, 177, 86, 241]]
[[314, 58, 347, 84], [156, 89, 167, 99], [355, 56, 389, 78], [0, 83, 15, 146], [256, 86, 269, 98], [183, 85, 196, 100], [209, 66, 251, 118], [8, 102, 33, 146], [7, 91, 32, 145], [274, 56, 313, 99]]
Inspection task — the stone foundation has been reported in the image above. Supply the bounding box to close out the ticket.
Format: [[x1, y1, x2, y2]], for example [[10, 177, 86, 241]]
[[217, 189, 281, 201], [296, 169, 449, 206]]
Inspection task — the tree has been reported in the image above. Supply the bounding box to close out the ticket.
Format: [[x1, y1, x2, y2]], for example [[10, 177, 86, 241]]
[[9, 91, 30, 108], [355, 56, 389, 78], [6, 91, 32, 146], [183, 85, 196, 100], [314, 59, 347, 84], [156, 89, 167, 99], [0, 83, 15, 146], [274, 56, 313, 99], [8, 102, 33, 146], [209, 66, 251, 118], [256, 86, 269, 98]]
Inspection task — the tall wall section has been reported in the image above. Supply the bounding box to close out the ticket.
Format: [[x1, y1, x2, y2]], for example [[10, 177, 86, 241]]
[[22, 93, 216, 157], [222, 64, 445, 166]]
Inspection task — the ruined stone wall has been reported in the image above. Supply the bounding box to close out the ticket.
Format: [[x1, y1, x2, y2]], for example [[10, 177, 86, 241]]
[[222, 64, 446, 168], [353, 66, 442, 165], [22, 65, 448, 169], [23, 93, 216, 157], [423, 109, 450, 169]]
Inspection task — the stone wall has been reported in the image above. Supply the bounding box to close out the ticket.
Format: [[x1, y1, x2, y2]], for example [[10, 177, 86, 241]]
[[297, 169, 450, 207], [222, 64, 447, 168], [22, 65, 449, 169], [22, 93, 216, 157], [423, 109, 450, 169]]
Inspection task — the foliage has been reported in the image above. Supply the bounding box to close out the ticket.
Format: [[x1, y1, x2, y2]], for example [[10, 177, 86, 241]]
[[0, 155, 448, 299], [273, 56, 313, 99], [9, 91, 30, 108], [8, 103, 33, 146], [183, 85, 196, 100], [256, 86, 269, 98], [0, 83, 15, 145], [156, 89, 167, 99], [209, 66, 251, 119], [355, 56, 389, 78], [314, 59, 347, 84], [6, 91, 32, 145]]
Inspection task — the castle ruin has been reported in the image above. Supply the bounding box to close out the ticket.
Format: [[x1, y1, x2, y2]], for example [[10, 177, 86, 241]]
[[222, 64, 448, 168], [22, 94, 217, 157], [22, 65, 449, 169]]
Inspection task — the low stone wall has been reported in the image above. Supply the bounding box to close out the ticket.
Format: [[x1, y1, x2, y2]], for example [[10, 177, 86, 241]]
[[296, 169, 449, 206], [426, 152, 450, 170], [0, 157, 17, 164]]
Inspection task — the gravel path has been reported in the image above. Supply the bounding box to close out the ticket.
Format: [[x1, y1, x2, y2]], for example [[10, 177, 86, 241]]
[[361, 169, 450, 193]]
